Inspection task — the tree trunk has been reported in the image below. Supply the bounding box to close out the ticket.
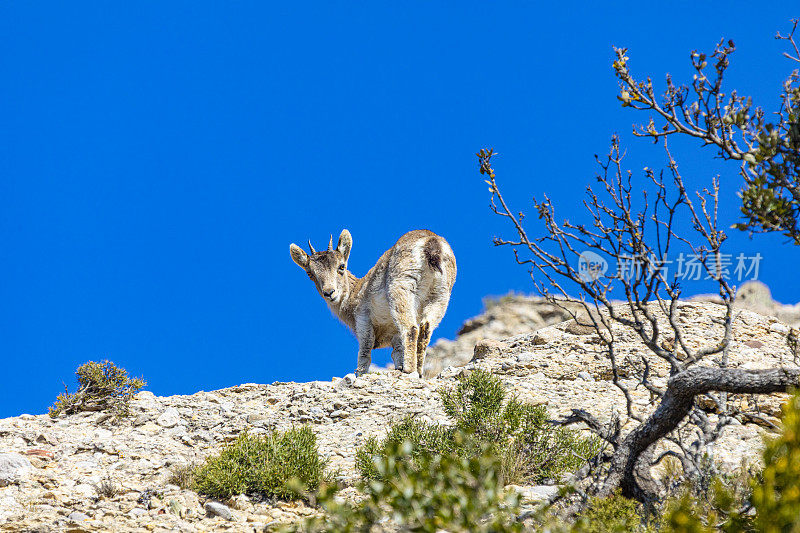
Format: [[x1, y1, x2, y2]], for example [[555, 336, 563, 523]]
[[596, 366, 800, 501]]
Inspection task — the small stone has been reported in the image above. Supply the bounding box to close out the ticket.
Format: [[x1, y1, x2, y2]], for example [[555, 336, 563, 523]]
[[516, 352, 536, 364], [68, 510, 90, 522], [228, 494, 251, 511], [577, 371, 594, 382], [770, 322, 790, 335], [246, 414, 267, 424], [0, 453, 32, 487], [473, 339, 508, 360], [205, 501, 233, 520], [0, 497, 23, 521], [128, 508, 148, 519], [73, 483, 96, 498], [530, 334, 548, 346], [156, 408, 181, 428], [330, 410, 348, 419], [336, 373, 357, 389], [506, 484, 560, 503]]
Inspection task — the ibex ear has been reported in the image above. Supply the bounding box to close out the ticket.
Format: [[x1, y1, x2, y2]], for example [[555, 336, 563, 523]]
[[337, 229, 352, 261], [289, 243, 309, 269]]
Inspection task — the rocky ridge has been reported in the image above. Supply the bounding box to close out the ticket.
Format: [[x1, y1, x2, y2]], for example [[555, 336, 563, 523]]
[[424, 280, 800, 376], [1, 288, 799, 531]]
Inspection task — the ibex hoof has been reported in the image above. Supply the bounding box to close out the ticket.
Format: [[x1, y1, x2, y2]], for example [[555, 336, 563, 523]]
[[355, 367, 369, 377]]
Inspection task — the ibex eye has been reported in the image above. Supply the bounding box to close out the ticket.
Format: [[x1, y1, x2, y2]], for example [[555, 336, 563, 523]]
[[338, 264, 345, 274]]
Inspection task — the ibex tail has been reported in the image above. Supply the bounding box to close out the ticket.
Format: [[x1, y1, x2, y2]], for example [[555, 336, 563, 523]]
[[423, 237, 443, 273]]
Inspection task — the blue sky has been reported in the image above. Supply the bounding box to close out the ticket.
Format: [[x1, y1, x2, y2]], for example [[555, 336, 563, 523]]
[[2, 3, 799, 417]]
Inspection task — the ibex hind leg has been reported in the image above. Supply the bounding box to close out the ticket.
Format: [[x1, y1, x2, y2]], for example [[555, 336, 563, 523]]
[[388, 284, 419, 374], [416, 321, 431, 376], [403, 325, 419, 374], [417, 294, 450, 377]]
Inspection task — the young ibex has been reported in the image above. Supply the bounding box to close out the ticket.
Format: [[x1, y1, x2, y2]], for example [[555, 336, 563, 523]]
[[289, 229, 456, 377]]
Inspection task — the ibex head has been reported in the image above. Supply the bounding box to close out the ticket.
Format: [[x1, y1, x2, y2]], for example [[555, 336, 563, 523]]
[[290, 229, 353, 304]]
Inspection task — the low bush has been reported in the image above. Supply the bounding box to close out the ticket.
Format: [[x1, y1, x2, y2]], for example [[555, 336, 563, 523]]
[[357, 369, 600, 485], [751, 390, 800, 532], [191, 427, 328, 501], [48, 360, 146, 418], [167, 462, 198, 490], [301, 438, 521, 533], [571, 491, 654, 533]]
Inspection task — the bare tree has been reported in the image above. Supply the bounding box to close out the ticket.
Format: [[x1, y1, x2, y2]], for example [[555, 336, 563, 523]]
[[613, 20, 800, 244], [478, 137, 800, 504]]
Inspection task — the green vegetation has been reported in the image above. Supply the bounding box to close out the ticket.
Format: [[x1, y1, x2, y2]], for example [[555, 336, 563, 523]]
[[49, 360, 146, 418], [752, 391, 800, 532], [571, 491, 655, 533], [192, 427, 328, 500], [301, 438, 522, 533], [356, 369, 600, 485]]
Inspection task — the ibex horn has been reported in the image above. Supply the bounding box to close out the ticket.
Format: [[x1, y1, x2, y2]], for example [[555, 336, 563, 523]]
[[328, 234, 333, 251], [307, 239, 316, 254]]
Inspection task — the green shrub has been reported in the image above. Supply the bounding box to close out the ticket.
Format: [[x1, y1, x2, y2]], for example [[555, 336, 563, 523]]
[[358, 369, 601, 485], [49, 360, 146, 418], [300, 437, 521, 533], [192, 427, 328, 500], [570, 491, 653, 533], [499, 397, 602, 484], [355, 417, 453, 480], [752, 390, 800, 533], [441, 368, 506, 438]]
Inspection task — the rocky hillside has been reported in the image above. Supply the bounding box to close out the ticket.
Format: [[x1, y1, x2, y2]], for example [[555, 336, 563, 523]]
[[1, 287, 799, 531], [424, 280, 800, 376]]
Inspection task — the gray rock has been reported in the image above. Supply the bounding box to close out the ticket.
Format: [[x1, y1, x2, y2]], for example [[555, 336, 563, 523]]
[[68, 510, 90, 522], [205, 501, 233, 520], [156, 407, 181, 428], [770, 322, 790, 335], [576, 371, 594, 382], [128, 508, 147, 518], [518, 485, 560, 502], [0, 496, 23, 521], [516, 352, 536, 364], [336, 373, 357, 389], [0, 453, 32, 487]]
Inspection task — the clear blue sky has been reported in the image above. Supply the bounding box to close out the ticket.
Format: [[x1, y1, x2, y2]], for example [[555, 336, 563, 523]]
[[2, 3, 798, 417]]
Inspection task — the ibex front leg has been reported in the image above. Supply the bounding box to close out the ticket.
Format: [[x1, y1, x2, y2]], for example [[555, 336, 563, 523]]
[[355, 313, 374, 376]]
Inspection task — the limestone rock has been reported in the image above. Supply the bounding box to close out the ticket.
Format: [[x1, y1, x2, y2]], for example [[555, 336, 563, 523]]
[[205, 501, 233, 520], [157, 407, 181, 428], [0, 453, 32, 487], [472, 339, 508, 360]]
